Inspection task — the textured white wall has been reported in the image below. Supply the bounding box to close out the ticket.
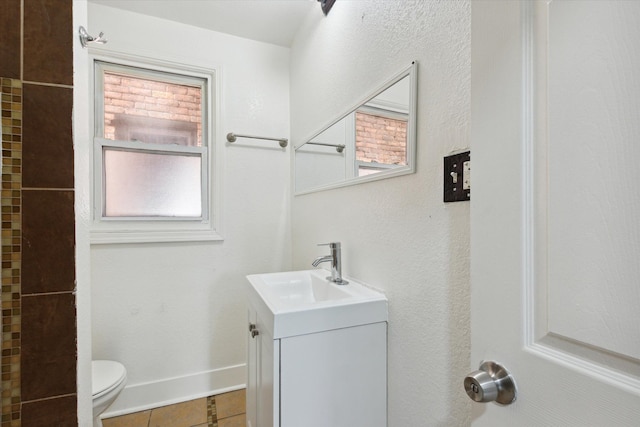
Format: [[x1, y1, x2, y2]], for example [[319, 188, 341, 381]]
[[88, 3, 292, 412], [74, 1, 93, 424], [290, 1, 472, 425]]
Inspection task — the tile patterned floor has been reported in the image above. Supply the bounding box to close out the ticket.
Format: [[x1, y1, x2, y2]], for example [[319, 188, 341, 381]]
[[102, 389, 246, 427]]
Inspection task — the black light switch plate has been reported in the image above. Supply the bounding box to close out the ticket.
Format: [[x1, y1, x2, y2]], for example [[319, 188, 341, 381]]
[[444, 151, 470, 202]]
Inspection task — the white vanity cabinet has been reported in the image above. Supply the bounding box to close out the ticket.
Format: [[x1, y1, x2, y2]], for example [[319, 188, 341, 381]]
[[246, 270, 388, 427]]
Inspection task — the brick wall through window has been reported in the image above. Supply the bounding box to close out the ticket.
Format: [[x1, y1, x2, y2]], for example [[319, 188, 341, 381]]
[[103, 72, 203, 145]]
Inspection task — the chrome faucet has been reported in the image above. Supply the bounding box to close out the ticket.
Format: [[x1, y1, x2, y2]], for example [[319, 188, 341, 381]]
[[312, 242, 348, 285]]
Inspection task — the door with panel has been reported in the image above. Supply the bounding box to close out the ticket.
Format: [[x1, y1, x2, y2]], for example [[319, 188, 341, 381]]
[[469, 1, 640, 425]]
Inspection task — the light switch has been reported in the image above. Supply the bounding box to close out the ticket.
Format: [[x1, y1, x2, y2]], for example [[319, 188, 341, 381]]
[[463, 160, 471, 190], [443, 151, 470, 202]]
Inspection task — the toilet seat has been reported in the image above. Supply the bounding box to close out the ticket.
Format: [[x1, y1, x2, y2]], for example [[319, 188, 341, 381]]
[[92, 360, 127, 399]]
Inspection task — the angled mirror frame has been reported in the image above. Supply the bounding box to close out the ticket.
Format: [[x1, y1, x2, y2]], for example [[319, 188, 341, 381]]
[[294, 61, 418, 195]]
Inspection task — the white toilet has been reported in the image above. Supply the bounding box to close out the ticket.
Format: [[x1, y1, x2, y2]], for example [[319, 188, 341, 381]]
[[92, 360, 127, 427]]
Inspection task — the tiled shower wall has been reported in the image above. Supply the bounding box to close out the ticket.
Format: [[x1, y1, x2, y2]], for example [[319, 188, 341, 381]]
[[1, 0, 77, 426]]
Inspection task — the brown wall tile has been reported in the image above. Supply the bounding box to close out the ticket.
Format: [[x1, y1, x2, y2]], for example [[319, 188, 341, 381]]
[[0, 0, 21, 79], [3, 0, 77, 424], [21, 293, 77, 402], [23, 0, 73, 85], [22, 84, 74, 189], [22, 394, 77, 427], [22, 190, 75, 294]]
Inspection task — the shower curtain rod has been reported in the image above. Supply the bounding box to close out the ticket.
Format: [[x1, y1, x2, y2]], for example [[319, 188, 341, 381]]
[[226, 132, 288, 148]]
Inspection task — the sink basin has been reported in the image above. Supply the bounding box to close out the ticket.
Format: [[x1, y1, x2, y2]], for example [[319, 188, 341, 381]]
[[246, 269, 388, 338], [257, 270, 351, 304]]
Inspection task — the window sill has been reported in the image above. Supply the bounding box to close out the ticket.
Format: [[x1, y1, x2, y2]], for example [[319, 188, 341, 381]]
[[90, 229, 223, 245]]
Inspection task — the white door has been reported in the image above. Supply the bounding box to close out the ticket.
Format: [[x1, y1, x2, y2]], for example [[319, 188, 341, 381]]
[[469, 1, 640, 425]]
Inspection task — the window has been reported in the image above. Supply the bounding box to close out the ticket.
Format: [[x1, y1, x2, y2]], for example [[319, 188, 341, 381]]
[[91, 59, 220, 243]]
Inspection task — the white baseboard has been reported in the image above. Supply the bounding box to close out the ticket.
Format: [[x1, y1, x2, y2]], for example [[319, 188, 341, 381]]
[[102, 364, 246, 418]]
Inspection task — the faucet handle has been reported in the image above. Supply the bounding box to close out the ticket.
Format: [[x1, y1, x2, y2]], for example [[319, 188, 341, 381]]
[[318, 242, 341, 248]]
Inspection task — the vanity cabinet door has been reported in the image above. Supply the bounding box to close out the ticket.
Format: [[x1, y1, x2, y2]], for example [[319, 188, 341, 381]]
[[246, 309, 258, 427], [257, 323, 277, 427], [247, 308, 279, 427], [279, 322, 387, 427]]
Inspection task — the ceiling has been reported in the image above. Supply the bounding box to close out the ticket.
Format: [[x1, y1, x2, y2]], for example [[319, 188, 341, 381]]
[[89, 0, 318, 47]]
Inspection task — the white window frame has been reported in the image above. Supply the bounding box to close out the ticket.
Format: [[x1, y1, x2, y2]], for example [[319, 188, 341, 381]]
[[90, 54, 222, 244]]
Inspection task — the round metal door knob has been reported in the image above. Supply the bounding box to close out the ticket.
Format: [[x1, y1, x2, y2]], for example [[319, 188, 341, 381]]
[[464, 361, 517, 405]]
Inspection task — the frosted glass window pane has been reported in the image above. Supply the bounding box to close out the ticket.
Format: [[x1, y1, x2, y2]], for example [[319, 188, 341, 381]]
[[104, 149, 202, 217]]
